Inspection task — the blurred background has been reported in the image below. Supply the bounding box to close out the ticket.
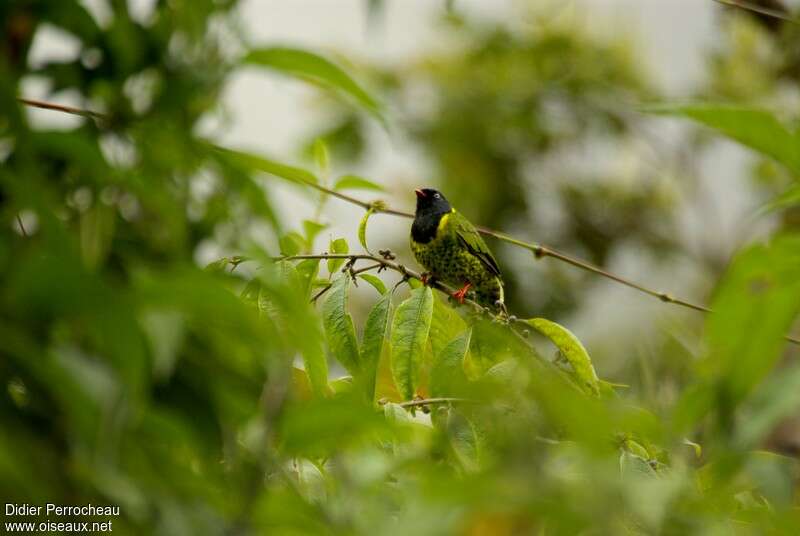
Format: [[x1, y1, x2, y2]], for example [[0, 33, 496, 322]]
[[24, 0, 800, 394]]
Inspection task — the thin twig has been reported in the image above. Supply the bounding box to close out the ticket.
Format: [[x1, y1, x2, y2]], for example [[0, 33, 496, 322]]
[[281, 253, 489, 316], [15, 214, 28, 237], [17, 98, 104, 119], [392, 397, 470, 409], [712, 0, 797, 23]]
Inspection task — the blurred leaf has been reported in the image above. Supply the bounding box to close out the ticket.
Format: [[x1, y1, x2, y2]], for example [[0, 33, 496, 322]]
[[214, 145, 318, 185], [735, 359, 800, 450], [446, 409, 481, 472], [527, 318, 599, 396], [334, 175, 384, 192], [279, 395, 387, 457], [759, 183, 800, 214], [647, 104, 800, 175], [303, 220, 328, 248], [429, 293, 467, 360], [358, 273, 387, 295], [321, 276, 360, 375], [361, 293, 392, 402], [702, 234, 800, 411], [280, 232, 306, 256], [312, 138, 330, 175], [390, 286, 433, 400], [358, 207, 375, 251], [244, 47, 384, 123], [430, 329, 470, 398], [327, 237, 349, 273], [296, 258, 321, 298]]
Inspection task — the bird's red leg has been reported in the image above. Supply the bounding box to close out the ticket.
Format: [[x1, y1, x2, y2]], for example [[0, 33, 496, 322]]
[[420, 272, 432, 286], [452, 282, 472, 304]]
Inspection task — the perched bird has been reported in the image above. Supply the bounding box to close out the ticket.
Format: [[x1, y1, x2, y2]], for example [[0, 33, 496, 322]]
[[410, 188, 505, 309]]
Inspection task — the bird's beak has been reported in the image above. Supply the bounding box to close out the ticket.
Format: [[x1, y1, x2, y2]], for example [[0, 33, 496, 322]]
[[414, 189, 426, 199]]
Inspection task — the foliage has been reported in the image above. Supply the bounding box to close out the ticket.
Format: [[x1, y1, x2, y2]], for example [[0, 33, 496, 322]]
[[2, 1, 800, 535]]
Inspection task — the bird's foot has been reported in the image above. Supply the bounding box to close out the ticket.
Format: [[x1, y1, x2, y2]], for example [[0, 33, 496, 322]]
[[452, 283, 472, 304], [420, 272, 436, 286]]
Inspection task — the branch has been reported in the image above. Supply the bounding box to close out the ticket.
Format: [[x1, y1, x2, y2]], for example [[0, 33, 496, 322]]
[[391, 397, 470, 409], [712, 0, 797, 23], [281, 252, 490, 316], [17, 98, 104, 120], [16, 97, 800, 345]]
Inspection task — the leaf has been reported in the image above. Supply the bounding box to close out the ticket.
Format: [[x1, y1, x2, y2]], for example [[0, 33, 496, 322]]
[[313, 138, 329, 175], [430, 330, 471, 399], [446, 410, 481, 472], [702, 234, 800, 409], [303, 220, 328, 248], [759, 184, 800, 215], [526, 318, 599, 396], [390, 287, 434, 401], [279, 232, 306, 256], [335, 175, 384, 192], [321, 276, 360, 375], [361, 293, 392, 402], [358, 207, 375, 251], [243, 47, 384, 123], [358, 273, 387, 295], [428, 294, 467, 360], [214, 145, 318, 185], [327, 237, 349, 274], [295, 258, 321, 299], [647, 104, 800, 175], [735, 358, 800, 450]]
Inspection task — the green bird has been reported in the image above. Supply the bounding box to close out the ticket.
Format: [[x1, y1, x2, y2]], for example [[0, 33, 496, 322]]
[[410, 188, 505, 309]]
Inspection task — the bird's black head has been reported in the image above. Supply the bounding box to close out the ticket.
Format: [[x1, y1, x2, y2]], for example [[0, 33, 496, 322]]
[[414, 188, 451, 218], [411, 188, 452, 244]]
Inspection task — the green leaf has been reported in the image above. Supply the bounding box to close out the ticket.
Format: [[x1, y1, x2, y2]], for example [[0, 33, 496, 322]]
[[335, 175, 384, 192], [430, 330, 471, 399], [358, 207, 375, 251], [279, 232, 306, 256], [358, 273, 387, 295], [303, 220, 328, 248], [390, 287, 434, 401], [243, 47, 384, 123], [526, 318, 599, 396], [313, 138, 330, 175], [759, 184, 800, 214], [214, 145, 318, 185], [647, 104, 800, 175], [321, 276, 360, 375], [428, 293, 467, 360], [295, 258, 321, 299], [736, 360, 800, 450], [702, 234, 800, 409], [446, 410, 481, 472], [327, 237, 349, 274], [361, 293, 392, 402]]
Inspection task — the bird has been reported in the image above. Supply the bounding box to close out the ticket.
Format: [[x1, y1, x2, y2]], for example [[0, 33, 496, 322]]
[[410, 188, 505, 310]]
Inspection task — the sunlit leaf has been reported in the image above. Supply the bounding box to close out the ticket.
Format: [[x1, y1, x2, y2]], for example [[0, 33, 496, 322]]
[[358, 273, 387, 295], [358, 207, 375, 251], [361, 293, 392, 402], [527, 318, 599, 396], [390, 287, 433, 401], [321, 276, 360, 375], [327, 237, 349, 273]]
